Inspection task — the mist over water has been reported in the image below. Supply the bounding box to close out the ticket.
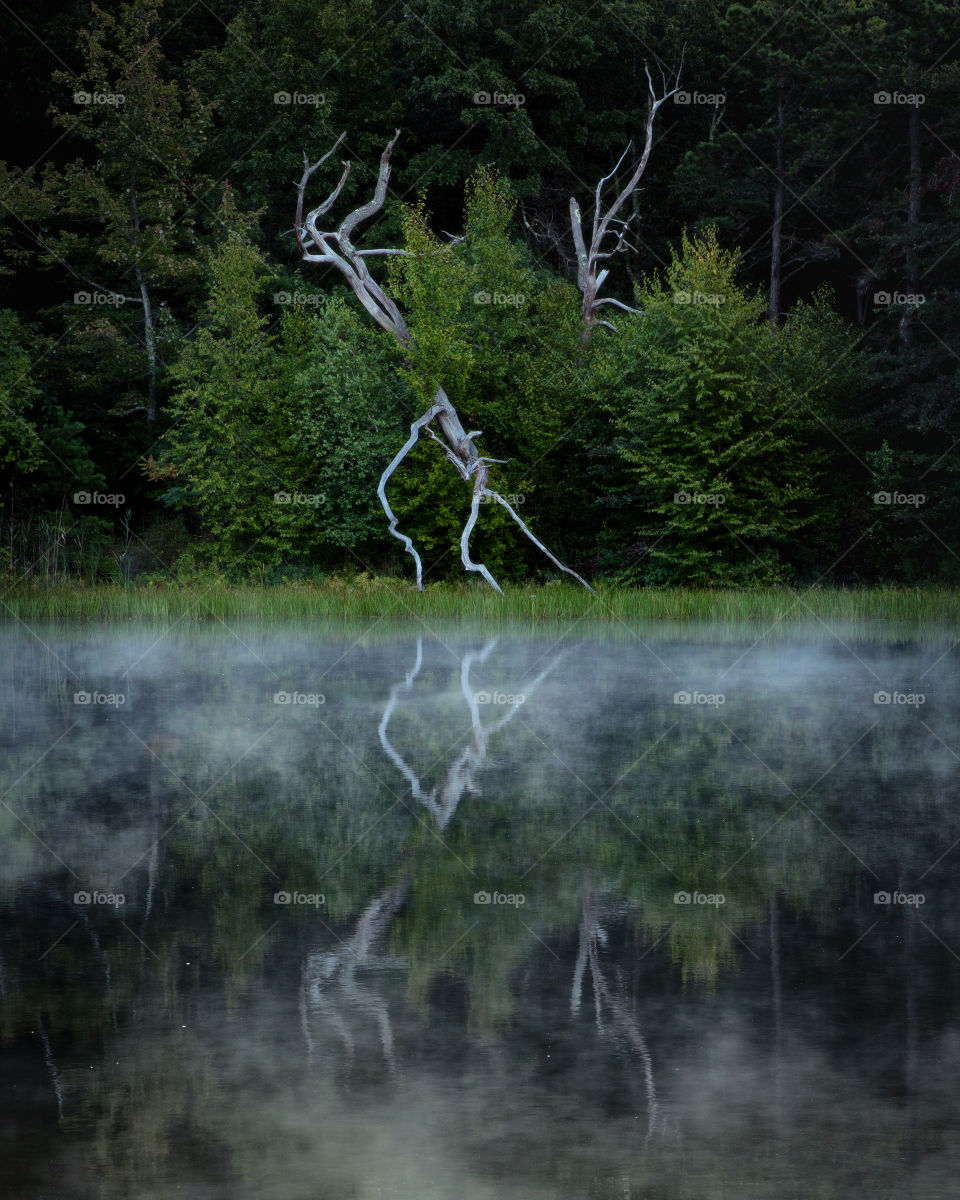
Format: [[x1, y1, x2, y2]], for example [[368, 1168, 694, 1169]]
[[2, 622, 959, 1198]]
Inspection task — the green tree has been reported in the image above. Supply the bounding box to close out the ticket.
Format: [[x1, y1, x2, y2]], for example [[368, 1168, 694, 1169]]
[[604, 229, 855, 584], [160, 189, 410, 573], [0, 310, 42, 470], [385, 168, 606, 580], [2, 0, 212, 426]]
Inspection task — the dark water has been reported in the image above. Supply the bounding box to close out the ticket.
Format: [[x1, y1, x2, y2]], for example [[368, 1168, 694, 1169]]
[[2, 621, 959, 1199]]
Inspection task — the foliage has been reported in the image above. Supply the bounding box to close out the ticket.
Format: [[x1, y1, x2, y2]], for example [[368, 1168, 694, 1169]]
[[0, 310, 43, 470], [0, 0, 957, 584], [159, 189, 410, 572], [603, 230, 858, 585]]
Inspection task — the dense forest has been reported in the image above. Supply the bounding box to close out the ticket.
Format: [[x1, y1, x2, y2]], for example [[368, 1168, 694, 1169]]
[[1, 0, 958, 587]]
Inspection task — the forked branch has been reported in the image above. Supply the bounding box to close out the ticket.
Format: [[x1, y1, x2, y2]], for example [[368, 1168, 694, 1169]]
[[570, 57, 683, 339], [296, 132, 597, 592]]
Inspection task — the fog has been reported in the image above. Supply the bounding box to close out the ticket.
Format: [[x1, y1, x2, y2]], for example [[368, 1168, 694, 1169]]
[[1, 622, 958, 1197]]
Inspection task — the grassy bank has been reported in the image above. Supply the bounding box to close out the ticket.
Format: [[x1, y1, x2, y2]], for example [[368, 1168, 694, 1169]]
[[0, 580, 956, 625]]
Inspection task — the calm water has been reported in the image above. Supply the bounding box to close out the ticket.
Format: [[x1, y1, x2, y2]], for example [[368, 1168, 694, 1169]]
[[1, 621, 959, 1199]]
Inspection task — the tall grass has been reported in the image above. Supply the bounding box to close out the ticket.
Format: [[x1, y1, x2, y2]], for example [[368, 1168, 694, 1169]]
[[0, 579, 956, 627]]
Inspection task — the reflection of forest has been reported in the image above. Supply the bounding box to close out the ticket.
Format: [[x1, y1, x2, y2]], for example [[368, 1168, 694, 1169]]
[[1, 626, 959, 1198]]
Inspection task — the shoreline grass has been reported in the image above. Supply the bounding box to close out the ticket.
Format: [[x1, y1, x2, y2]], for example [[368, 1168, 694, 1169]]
[[0, 580, 956, 626]]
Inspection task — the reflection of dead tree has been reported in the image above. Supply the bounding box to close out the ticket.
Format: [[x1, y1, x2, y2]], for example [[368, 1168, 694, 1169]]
[[301, 881, 409, 1080], [295, 134, 593, 594], [571, 881, 658, 1138], [378, 637, 562, 830], [37, 1013, 64, 1122]]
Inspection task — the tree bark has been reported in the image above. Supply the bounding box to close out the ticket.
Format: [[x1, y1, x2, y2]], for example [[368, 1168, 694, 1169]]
[[900, 55, 921, 349], [296, 133, 593, 592], [569, 60, 683, 344], [769, 85, 786, 325]]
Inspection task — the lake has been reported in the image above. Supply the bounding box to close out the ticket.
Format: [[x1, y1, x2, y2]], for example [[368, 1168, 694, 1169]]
[[2, 620, 958, 1198]]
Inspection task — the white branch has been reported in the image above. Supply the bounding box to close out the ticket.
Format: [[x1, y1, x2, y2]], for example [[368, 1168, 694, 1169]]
[[297, 131, 594, 591], [570, 55, 682, 338], [593, 297, 640, 313], [484, 489, 596, 591], [377, 404, 442, 589], [460, 477, 504, 593]]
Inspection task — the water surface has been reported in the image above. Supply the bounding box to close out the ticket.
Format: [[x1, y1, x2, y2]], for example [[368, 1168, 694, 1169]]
[[2, 621, 958, 1198]]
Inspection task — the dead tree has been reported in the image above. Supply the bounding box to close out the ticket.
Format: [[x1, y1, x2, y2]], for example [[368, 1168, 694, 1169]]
[[295, 61, 679, 590], [569, 60, 683, 341], [294, 134, 593, 594]]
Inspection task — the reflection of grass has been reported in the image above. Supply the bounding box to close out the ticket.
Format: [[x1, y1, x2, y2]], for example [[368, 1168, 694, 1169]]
[[2, 580, 957, 627]]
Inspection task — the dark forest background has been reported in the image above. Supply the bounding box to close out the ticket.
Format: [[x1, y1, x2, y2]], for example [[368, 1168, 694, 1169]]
[[1, 0, 958, 586]]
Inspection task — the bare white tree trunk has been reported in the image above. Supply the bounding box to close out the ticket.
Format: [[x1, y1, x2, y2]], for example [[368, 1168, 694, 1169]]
[[295, 134, 593, 592], [569, 60, 683, 341]]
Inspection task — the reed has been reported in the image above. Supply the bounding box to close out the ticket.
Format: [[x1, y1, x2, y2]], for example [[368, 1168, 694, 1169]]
[[0, 579, 956, 626]]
